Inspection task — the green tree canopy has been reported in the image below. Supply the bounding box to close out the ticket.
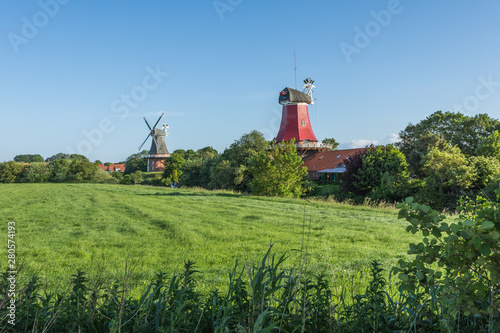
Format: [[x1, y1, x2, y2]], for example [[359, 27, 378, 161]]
[[468, 155, 500, 190], [249, 140, 307, 198], [67, 159, 98, 182], [14, 154, 44, 163], [222, 130, 269, 167], [0, 161, 25, 183], [475, 130, 500, 160], [124, 151, 148, 174], [354, 144, 409, 195], [321, 138, 340, 150], [45, 153, 72, 162], [163, 153, 184, 184], [48, 159, 71, 183], [398, 111, 500, 161]]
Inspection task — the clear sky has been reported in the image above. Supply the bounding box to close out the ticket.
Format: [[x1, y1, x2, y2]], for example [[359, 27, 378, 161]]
[[1, 0, 500, 162]]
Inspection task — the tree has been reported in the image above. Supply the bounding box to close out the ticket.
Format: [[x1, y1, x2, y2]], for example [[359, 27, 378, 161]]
[[221, 130, 269, 192], [418, 145, 477, 209], [162, 153, 184, 185], [222, 130, 269, 167], [475, 130, 500, 160], [23, 162, 50, 183], [422, 145, 476, 189], [468, 155, 500, 189], [124, 151, 148, 174], [45, 153, 72, 162], [67, 159, 98, 182], [196, 146, 218, 159], [208, 159, 235, 190], [354, 144, 409, 195], [48, 159, 70, 182], [0, 161, 25, 183], [400, 131, 448, 177], [340, 150, 367, 196], [398, 111, 500, 160], [14, 154, 44, 163], [322, 138, 339, 150], [249, 140, 307, 198]]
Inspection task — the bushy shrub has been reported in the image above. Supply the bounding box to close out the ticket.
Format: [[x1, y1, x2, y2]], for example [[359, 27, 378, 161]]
[[0, 161, 25, 183], [22, 162, 50, 183], [394, 196, 500, 319]]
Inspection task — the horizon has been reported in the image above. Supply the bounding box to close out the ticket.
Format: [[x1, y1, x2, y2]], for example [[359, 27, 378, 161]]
[[2, 1, 500, 162]]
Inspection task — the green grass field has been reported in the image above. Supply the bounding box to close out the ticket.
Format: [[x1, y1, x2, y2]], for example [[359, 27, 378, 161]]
[[0, 183, 420, 296]]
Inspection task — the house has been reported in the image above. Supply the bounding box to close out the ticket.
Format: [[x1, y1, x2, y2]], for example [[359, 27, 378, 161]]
[[99, 164, 126, 172], [301, 148, 367, 181]]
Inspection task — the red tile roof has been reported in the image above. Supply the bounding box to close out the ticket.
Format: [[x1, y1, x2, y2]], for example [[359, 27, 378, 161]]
[[99, 164, 126, 172], [301, 148, 368, 173]]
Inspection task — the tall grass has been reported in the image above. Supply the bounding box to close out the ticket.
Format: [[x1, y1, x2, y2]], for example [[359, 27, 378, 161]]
[[1, 246, 497, 332]]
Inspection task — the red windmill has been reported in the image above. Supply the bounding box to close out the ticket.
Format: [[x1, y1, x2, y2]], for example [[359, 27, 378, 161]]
[[276, 78, 325, 154]]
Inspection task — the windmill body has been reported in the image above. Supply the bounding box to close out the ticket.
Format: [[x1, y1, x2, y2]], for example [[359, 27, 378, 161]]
[[139, 113, 170, 172], [275, 78, 331, 155]]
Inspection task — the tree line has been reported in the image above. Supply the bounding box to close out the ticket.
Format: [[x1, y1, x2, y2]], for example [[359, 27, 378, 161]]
[[4, 110, 500, 209]]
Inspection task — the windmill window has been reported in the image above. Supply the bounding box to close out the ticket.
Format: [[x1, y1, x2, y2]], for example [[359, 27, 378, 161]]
[[336, 154, 342, 159], [301, 121, 305, 126], [313, 166, 316, 170], [319, 155, 325, 160]]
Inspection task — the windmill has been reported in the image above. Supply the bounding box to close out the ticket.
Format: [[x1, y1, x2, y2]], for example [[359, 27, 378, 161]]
[[276, 78, 327, 156], [139, 112, 170, 172]]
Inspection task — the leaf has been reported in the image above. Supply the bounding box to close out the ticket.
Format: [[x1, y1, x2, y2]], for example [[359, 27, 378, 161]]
[[416, 271, 424, 281], [398, 273, 409, 281], [480, 221, 495, 230], [479, 243, 491, 257], [463, 219, 475, 227]]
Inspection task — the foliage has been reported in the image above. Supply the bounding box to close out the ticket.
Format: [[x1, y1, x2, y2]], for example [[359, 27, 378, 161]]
[[0, 161, 25, 183], [340, 149, 367, 195], [249, 140, 307, 198], [91, 168, 117, 183], [222, 130, 269, 167], [179, 157, 215, 188], [322, 137, 340, 150], [355, 144, 409, 196], [397, 111, 500, 158], [422, 145, 476, 189], [162, 152, 184, 184], [3, 246, 499, 332], [468, 155, 500, 189], [48, 159, 70, 182], [399, 131, 449, 177], [22, 162, 50, 183], [395, 196, 500, 319], [45, 153, 88, 162], [67, 159, 99, 183], [208, 158, 235, 190], [221, 130, 269, 192], [13, 154, 44, 163], [476, 130, 500, 160], [416, 145, 477, 209], [124, 151, 148, 174]]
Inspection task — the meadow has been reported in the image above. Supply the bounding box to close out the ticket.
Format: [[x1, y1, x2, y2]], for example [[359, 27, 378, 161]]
[[0, 183, 420, 296]]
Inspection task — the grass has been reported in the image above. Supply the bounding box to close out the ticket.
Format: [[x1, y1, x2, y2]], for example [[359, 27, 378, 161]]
[[0, 183, 420, 297]]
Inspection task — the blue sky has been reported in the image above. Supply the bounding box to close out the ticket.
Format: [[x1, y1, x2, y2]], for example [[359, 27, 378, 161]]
[[1, 0, 500, 162]]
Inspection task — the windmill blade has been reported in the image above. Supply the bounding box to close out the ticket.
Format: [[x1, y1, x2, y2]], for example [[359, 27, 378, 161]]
[[138, 134, 151, 150], [143, 117, 152, 131], [152, 112, 165, 129]]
